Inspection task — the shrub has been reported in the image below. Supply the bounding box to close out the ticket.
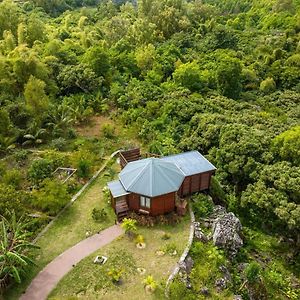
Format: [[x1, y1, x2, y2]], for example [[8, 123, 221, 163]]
[[91, 208, 107, 222], [32, 179, 69, 215], [143, 275, 157, 292], [169, 279, 196, 300], [42, 150, 70, 169], [50, 138, 67, 151], [13, 150, 29, 164], [164, 243, 177, 255], [210, 177, 226, 204], [260, 77, 276, 94], [101, 124, 115, 139], [161, 232, 171, 240], [67, 128, 77, 139], [135, 234, 145, 244], [107, 268, 123, 283], [77, 159, 92, 179], [192, 194, 214, 218], [245, 262, 261, 284], [2, 170, 23, 189], [121, 218, 137, 237], [28, 159, 54, 185], [66, 177, 80, 194]]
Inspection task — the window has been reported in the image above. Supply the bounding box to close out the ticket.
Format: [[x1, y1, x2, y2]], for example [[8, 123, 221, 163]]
[[140, 196, 151, 208]]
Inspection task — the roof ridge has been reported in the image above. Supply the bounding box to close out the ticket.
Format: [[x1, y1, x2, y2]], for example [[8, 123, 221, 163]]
[[127, 159, 151, 190]]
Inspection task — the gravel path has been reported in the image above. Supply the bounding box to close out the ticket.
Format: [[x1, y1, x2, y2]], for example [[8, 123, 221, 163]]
[[20, 225, 123, 300]]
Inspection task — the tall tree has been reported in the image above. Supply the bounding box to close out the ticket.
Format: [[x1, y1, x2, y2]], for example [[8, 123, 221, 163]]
[[24, 76, 49, 122]]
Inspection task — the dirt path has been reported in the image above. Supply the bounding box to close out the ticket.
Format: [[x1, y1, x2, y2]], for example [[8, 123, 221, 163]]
[[20, 225, 123, 300]]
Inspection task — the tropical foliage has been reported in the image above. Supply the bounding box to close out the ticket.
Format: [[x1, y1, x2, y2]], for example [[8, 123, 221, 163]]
[[0, 0, 299, 298]]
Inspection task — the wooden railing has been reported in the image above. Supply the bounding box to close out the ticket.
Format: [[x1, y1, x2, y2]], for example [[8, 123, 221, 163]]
[[119, 148, 161, 169]]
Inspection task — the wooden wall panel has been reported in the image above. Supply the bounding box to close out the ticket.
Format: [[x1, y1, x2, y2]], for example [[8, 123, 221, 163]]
[[181, 177, 191, 196], [151, 192, 175, 216], [191, 174, 200, 193], [127, 193, 139, 211], [200, 173, 210, 190]]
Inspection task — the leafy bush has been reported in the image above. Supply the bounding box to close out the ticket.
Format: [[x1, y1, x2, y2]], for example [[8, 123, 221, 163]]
[[169, 279, 196, 300], [101, 124, 115, 139], [77, 159, 92, 179], [210, 177, 227, 204], [91, 208, 107, 222], [2, 169, 23, 189], [192, 194, 214, 218], [13, 150, 29, 164], [107, 268, 123, 283], [121, 218, 137, 237], [0, 184, 29, 217], [135, 234, 145, 244], [66, 177, 80, 194], [161, 232, 171, 240], [28, 159, 54, 185], [260, 77, 276, 94], [164, 243, 177, 255], [245, 261, 261, 284], [50, 137, 67, 151], [143, 275, 157, 292], [32, 179, 69, 215]]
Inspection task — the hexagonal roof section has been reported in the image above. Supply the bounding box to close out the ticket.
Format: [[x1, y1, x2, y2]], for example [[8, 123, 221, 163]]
[[119, 158, 185, 198]]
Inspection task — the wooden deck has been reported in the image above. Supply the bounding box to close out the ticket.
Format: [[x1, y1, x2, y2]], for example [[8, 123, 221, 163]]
[[119, 148, 161, 169]]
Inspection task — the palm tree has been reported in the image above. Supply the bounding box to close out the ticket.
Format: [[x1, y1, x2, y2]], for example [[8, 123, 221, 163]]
[[0, 211, 38, 290], [46, 103, 74, 137]]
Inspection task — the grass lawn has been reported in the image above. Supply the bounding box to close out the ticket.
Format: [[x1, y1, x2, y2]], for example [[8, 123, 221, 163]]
[[5, 160, 120, 300], [49, 217, 191, 300]]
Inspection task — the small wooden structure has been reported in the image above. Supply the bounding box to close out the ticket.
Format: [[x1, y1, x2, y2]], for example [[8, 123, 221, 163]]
[[119, 148, 141, 169], [52, 167, 77, 183], [108, 150, 216, 220]]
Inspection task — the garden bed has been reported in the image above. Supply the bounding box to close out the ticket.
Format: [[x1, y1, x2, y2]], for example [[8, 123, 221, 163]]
[[49, 217, 191, 299]]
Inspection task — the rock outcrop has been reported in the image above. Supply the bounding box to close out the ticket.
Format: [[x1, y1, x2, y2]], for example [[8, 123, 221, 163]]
[[211, 209, 243, 257]]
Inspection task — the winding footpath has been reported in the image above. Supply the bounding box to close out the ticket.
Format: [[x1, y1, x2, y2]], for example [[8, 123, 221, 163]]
[[20, 225, 123, 300]]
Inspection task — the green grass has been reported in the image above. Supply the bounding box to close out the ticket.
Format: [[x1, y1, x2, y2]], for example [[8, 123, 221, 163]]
[[48, 218, 191, 300], [5, 161, 119, 300]]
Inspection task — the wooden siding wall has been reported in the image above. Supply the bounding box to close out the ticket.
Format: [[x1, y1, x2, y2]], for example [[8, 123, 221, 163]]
[[119, 148, 141, 169], [178, 171, 214, 197], [126, 193, 140, 211], [151, 192, 175, 216], [126, 192, 175, 216]]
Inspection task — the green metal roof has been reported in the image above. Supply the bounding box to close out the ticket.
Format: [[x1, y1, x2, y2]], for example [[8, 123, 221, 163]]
[[119, 158, 185, 197]]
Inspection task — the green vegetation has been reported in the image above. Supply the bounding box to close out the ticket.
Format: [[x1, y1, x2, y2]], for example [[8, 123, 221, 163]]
[[0, 0, 299, 298], [49, 219, 190, 299], [4, 161, 118, 299], [0, 212, 38, 287]]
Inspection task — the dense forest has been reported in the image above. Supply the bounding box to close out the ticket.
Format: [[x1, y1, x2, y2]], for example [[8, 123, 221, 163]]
[[0, 0, 299, 299]]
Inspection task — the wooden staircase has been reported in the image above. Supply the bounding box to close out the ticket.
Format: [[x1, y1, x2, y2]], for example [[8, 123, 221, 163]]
[[115, 199, 129, 221]]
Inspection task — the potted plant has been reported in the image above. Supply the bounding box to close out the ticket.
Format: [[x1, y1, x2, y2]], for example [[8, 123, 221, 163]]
[[108, 268, 124, 285], [143, 275, 157, 294], [135, 234, 146, 249]]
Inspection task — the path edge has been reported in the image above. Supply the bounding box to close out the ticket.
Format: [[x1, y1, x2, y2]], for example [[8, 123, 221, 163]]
[[33, 150, 120, 243], [165, 203, 195, 298]]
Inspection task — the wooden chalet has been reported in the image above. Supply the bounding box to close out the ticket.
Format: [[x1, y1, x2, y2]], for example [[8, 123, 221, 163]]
[[107, 149, 216, 220]]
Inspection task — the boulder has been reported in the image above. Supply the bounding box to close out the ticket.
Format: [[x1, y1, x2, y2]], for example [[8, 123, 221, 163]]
[[210, 205, 227, 219], [212, 212, 243, 256], [184, 256, 194, 274]]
